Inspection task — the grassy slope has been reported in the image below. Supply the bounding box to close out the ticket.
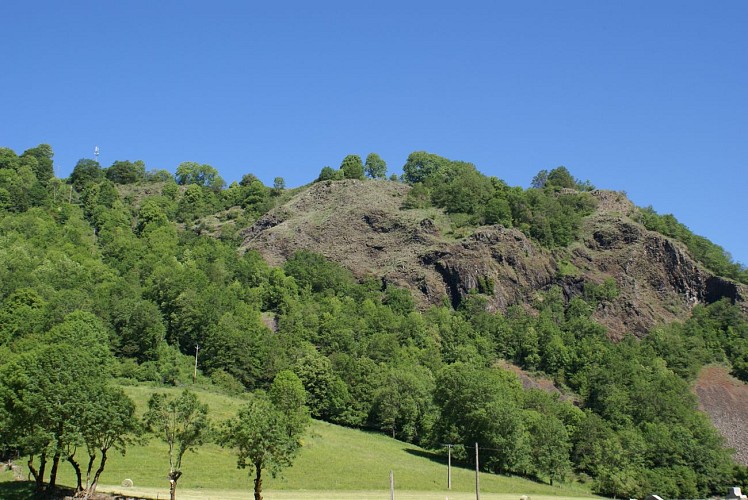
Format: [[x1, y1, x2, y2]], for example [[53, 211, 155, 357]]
[[6, 384, 595, 499]]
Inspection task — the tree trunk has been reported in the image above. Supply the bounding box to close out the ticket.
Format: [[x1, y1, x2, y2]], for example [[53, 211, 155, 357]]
[[89, 448, 108, 497], [254, 460, 263, 500], [28, 453, 46, 492], [168, 469, 181, 500], [84, 452, 96, 492], [67, 453, 83, 492], [48, 449, 61, 491]]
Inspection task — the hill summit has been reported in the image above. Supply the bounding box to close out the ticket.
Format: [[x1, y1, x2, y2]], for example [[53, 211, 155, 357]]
[[241, 178, 745, 338]]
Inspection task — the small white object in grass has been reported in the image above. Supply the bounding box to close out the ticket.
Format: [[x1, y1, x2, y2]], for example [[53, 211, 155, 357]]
[[122, 478, 134, 487]]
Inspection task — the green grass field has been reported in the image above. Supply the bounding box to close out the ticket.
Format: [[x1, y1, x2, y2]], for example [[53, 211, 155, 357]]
[[2, 384, 597, 499]]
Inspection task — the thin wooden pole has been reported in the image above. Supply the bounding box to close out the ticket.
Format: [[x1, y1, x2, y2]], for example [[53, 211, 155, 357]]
[[447, 444, 452, 490], [475, 443, 480, 500], [390, 469, 394, 500], [193, 344, 199, 384]]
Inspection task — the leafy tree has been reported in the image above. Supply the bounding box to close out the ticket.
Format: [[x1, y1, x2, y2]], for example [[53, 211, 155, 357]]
[[0, 147, 21, 171], [147, 168, 174, 182], [69, 159, 103, 191], [364, 153, 387, 179], [242, 179, 272, 215], [221, 373, 309, 500], [483, 196, 512, 226], [136, 197, 170, 234], [546, 166, 576, 189], [21, 144, 54, 184], [106, 160, 146, 184], [0, 337, 112, 493], [143, 390, 209, 500], [203, 306, 275, 389], [175, 162, 224, 190], [293, 349, 350, 422], [316, 166, 340, 182], [272, 177, 285, 193], [526, 411, 571, 485], [73, 385, 139, 497], [401, 151, 451, 184], [371, 366, 434, 442], [531, 169, 549, 189], [340, 154, 364, 180], [432, 363, 530, 474], [111, 298, 166, 361]]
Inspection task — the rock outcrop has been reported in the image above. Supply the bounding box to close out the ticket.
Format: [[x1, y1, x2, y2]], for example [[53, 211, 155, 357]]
[[240, 180, 746, 338]]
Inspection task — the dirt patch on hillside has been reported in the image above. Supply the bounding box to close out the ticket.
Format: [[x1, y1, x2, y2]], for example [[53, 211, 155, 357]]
[[693, 365, 748, 465]]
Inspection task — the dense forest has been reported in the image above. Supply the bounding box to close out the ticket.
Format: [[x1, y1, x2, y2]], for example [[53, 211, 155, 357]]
[[1, 144, 748, 499]]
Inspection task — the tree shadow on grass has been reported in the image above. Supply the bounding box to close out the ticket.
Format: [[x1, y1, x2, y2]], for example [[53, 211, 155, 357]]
[[403, 447, 465, 468], [0, 482, 92, 500], [403, 447, 551, 487], [0, 480, 37, 500]]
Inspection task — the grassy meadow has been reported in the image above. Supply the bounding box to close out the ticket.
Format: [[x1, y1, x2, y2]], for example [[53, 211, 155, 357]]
[[3, 383, 597, 499]]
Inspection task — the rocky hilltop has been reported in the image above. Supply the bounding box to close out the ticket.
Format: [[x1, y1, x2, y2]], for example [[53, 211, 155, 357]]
[[240, 179, 745, 339]]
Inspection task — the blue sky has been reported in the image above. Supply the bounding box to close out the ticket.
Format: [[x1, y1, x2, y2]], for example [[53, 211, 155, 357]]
[[2, 1, 746, 265]]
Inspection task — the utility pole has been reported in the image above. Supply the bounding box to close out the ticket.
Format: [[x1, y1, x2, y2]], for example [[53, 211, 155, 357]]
[[445, 444, 453, 490], [475, 443, 480, 500], [389, 470, 394, 500], [193, 344, 199, 384]]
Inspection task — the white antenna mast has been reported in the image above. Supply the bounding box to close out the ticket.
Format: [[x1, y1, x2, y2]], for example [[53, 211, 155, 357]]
[[94, 145, 99, 163]]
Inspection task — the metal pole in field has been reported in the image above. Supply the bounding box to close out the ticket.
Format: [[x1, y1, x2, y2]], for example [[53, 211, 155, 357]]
[[448, 444, 452, 490], [475, 442, 480, 500], [390, 469, 395, 500]]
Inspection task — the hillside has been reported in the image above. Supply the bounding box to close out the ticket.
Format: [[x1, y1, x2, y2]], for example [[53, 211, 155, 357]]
[[3, 145, 748, 500], [240, 179, 746, 338], [2, 384, 594, 500]]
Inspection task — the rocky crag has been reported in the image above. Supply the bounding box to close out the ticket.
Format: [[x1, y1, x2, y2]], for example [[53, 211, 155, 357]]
[[240, 179, 745, 339]]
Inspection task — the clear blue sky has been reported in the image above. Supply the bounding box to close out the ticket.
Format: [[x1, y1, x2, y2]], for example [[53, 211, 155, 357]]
[[2, 1, 746, 265]]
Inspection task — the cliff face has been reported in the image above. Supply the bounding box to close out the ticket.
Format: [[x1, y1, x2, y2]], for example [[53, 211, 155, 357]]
[[240, 180, 745, 338]]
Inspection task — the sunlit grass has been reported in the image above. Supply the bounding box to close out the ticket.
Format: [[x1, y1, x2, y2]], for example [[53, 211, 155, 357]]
[[14, 384, 596, 499]]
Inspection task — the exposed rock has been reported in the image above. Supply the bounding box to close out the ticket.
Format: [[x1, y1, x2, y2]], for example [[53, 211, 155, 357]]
[[694, 365, 748, 466], [240, 182, 746, 339]]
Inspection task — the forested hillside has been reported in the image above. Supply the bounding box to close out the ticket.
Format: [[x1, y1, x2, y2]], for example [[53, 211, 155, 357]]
[[2, 145, 748, 499]]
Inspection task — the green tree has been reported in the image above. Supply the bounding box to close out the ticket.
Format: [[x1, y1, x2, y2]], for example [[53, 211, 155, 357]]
[[143, 390, 209, 500], [364, 153, 387, 179], [175, 162, 225, 190], [111, 298, 166, 361], [526, 411, 572, 485], [0, 341, 108, 493], [546, 166, 576, 190], [401, 151, 450, 184], [70, 159, 103, 191], [73, 385, 139, 497], [203, 306, 275, 389], [21, 144, 54, 184], [340, 154, 364, 180], [317, 166, 341, 181], [371, 366, 434, 442], [221, 373, 309, 500], [293, 349, 350, 421], [106, 160, 146, 184], [530, 169, 549, 189]]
